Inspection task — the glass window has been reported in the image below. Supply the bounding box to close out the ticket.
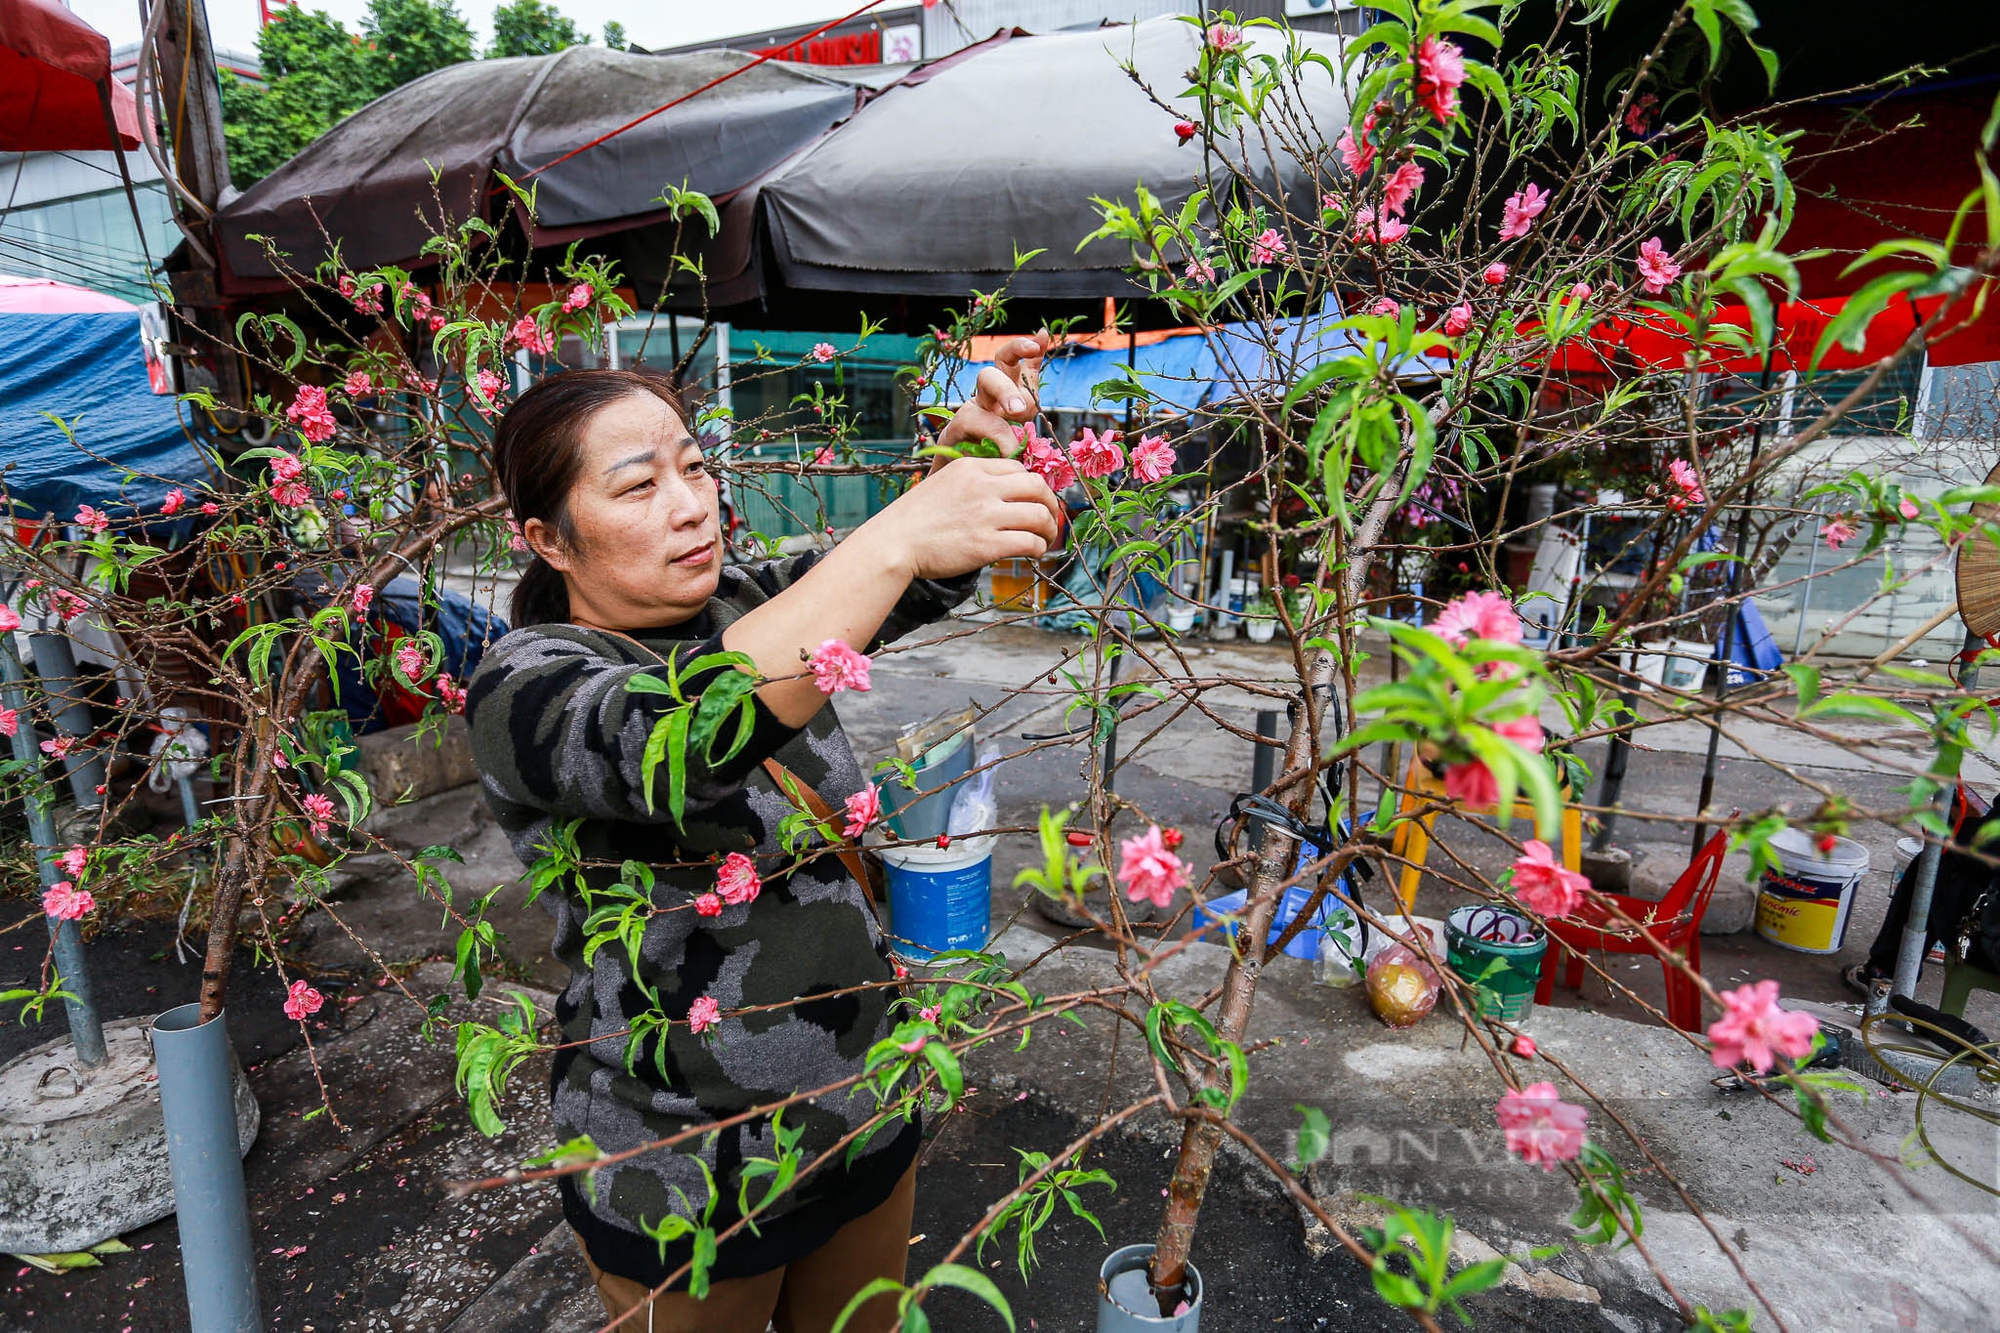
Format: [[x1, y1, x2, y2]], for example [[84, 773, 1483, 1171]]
[[1789, 356, 1924, 436], [1922, 362, 2000, 440]]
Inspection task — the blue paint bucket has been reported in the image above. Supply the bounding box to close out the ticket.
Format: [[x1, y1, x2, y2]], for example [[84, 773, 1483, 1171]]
[[879, 838, 992, 958]]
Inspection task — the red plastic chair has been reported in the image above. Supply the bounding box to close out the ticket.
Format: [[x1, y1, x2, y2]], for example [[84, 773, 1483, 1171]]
[[1535, 831, 1728, 1030]]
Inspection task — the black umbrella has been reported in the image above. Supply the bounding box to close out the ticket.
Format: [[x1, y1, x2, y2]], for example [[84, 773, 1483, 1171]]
[[212, 46, 868, 294], [749, 18, 1352, 306]]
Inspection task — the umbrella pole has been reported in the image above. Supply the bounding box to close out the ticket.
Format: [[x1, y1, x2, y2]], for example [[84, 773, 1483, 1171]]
[[1691, 355, 1773, 856]]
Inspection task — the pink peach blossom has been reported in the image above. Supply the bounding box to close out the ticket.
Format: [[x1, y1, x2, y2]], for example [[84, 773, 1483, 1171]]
[[0, 606, 19, 632], [435, 674, 467, 714], [1444, 759, 1500, 808], [1183, 255, 1217, 285], [1370, 297, 1401, 318], [1020, 426, 1079, 491], [0, 709, 16, 738], [1381, 162, 1426, 216], [74, 505, 110, 534], [1511, 840, 1587, 919], [919, 1004, 941, 1023], [1414, 37, 1467, 122], [1636, 237, 1681, 295], [283, 979, 324, 1021], [1249, 228, 1288, 265], [1118, 825, 1189, 909], [49, 589, 87, 621], [810, 342, 836, 362], [1206, 23, 1242, 53], [1352, 208, 1409, 246], [286, 385, 336, 443], [1707, 979, 1819, 1073], [1129, 434, 1176, 484], [350, 584, 375, 617], [59, 845, 87, 878], [344, 371, 372, 397], [1071, 428, 1125, 480], [1668, 458, 1705, 505], [562, 283, 594, 311], [810, 639, 873, 694], [1821, 518, 1858, 550], [1442, 303, 1474, 337], [1494, 1081, 1587, 1168], [1898, 497, 1920, 520], [1567, 282, 1593, 303], [1498, 183, 1549, 242], [716, 851, 761, 905], [301, 792, 336, 836], [271, 478, 311, 508], [43, 881, 93, 921], [396, 640, 428, 681], [1482, 261, 1509, 286], [843, 785, 882, 838], [510, 317, 552, 355], [694, 892, 724, 917], [1336, 121, 1375, 175], [1434, 590, 1523, 646], [687, 994, 721, 1034], [161, 488, 186, 515]]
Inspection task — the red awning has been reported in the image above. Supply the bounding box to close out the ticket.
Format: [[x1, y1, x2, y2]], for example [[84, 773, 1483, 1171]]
[[1546, 288, 2000, 375], [0, 0, 142, 152]]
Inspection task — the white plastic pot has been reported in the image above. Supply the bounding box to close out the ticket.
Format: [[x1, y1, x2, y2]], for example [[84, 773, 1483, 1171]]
[[1244, 618, 1276, 643]]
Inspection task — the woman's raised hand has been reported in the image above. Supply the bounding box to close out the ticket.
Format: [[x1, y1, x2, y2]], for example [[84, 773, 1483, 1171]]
[[870, 457, 1063, 582], [935, 333, 1051, 457]]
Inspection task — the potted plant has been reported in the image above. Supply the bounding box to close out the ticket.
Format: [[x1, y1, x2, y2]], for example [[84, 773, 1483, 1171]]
[[1242, 594, 1278, 642]]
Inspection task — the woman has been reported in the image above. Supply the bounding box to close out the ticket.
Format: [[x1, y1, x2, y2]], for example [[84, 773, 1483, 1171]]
[[466, 337, 1056, 1333]]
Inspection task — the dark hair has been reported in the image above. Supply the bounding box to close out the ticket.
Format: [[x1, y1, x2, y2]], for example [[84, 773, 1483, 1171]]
[[493, 368, 692, 626]]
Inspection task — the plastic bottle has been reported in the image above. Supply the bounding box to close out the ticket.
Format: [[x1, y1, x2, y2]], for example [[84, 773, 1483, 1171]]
[[1314, 928, 1361, 989]]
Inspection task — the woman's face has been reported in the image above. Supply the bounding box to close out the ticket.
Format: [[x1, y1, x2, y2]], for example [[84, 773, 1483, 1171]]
[[525, 390, 721, 630]]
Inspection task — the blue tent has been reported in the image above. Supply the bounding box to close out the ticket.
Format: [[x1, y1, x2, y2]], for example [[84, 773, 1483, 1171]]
[[0, 313, 210, 519], [943, 306, 1426, 415]]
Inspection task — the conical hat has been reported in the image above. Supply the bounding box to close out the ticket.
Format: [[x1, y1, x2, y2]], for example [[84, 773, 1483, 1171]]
[[1954, 459, 2000, 638]]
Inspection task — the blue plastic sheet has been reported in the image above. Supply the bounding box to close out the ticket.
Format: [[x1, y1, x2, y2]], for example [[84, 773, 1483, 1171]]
[[324, 576, 509, 733], [0, 313, 209, 519]]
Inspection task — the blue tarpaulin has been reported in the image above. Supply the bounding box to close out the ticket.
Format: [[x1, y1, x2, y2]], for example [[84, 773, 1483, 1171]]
[[0, 313, 209, 519], [943, 307, 1425, 414]]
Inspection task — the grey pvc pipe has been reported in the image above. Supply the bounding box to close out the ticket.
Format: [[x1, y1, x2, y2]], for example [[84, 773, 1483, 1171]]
[[1097, 1244, 1201, 1332], [1885, 826, 1946, 1012], [153, 1003, 263, 1333], [0, 633, 104, 1065], [27, 631, 108, 810]]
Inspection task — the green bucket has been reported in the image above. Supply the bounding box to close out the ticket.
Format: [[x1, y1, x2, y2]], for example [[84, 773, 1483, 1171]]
[[1445, 905, 1547, 1022]]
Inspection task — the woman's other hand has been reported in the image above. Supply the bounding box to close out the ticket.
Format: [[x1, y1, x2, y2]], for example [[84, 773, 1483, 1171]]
[[935, 333, 1051, 458], [868, 457, 1062, 582]]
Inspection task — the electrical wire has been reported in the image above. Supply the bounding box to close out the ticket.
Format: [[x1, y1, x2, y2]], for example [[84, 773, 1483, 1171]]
[[511, 0, 892, 188]]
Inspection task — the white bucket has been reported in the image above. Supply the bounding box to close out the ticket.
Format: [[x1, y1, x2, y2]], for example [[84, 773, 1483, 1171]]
[[1755, 829, 1871, 955], [877, 837, 993, 959], [1633, 642, 1670, 692], [1659, 639, 1712, 694], [1891, 835, 1925, 883]]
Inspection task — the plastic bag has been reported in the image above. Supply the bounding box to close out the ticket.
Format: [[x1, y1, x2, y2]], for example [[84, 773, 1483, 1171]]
[[1367, 942, 1441, 1028], [943, 745, 1002, 856]]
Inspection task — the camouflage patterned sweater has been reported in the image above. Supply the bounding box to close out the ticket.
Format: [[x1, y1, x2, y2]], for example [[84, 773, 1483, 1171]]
[[465, 553, 972, 1289]]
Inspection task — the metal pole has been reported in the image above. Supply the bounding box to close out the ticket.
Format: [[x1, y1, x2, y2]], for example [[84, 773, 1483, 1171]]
[[1876, 787, 1951, 1015], [152, 1002, 263, 1333], [1791, 510, 1821, 658], [1250, 708, 1282, 854], [0, 635, 105, 1066], [1589, 688, 1639, 852], [27, 631, 108, 809], [1691, 356, 1774, 856]]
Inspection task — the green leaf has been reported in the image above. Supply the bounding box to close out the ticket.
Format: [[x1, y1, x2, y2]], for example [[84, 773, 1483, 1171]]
[[917, 1263, 1017, 1332], [830, 1279, 909, 1333]]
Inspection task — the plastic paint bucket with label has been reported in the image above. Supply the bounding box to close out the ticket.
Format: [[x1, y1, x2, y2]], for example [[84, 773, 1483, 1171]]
[[1755, 829, 1871, 954], [879, 837, 992, 959]]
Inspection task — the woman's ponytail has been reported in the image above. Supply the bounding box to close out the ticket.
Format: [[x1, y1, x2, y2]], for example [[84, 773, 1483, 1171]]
[[510, 556, 571, 627]]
